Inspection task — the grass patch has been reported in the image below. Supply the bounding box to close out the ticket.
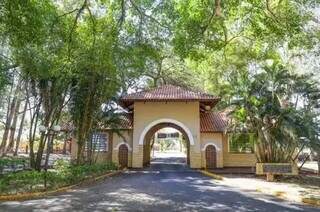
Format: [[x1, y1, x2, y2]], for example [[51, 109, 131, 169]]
[[0, 160, 117, 195], [0, 156, 29, 172]]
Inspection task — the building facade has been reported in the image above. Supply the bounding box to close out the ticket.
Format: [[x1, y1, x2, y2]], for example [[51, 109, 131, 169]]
[[71, 85, 257, 169]]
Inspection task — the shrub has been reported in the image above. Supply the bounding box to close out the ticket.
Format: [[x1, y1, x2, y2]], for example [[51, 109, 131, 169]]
[[0, 157, 29, 169], [0, 171, 45, 194], [0, 161, 117, 195]]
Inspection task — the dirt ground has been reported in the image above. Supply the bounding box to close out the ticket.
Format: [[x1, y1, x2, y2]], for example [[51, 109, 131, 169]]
[[215, 173, 320, 204]]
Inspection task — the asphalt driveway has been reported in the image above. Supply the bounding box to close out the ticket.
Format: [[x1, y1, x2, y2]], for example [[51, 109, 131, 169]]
[[0, 157, 319, 212]]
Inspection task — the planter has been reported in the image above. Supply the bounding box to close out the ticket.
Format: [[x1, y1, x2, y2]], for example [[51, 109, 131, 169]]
[[256, 163, 298, 176]]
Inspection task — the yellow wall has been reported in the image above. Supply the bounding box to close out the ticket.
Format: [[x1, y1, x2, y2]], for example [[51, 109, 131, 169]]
[[132, 101, 201, 168], [200, 133, 223, 168], [70, 102, 258, 169], [71, 131, 112, 163], [222, 134, 256, 167]]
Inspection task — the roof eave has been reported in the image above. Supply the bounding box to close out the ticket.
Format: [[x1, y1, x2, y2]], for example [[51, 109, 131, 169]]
[[119, 98, 221, 110]]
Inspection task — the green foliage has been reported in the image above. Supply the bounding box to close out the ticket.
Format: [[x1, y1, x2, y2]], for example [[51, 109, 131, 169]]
[[171, 0, 320, 107], [173, 0, 315, 58], [0, 0, 319, 167], [0, 170, 45, 194], [68, 9, 120, 163], [0, 0, 59, 47], [0, 161, 117, 195], [228, 133, 256, 153], [0, 157, 28, 168], [229, 63, 320, 162], [0, 61, 11, 94]]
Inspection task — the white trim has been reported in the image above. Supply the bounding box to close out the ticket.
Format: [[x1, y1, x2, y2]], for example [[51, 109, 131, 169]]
[[201, 142, 220, 151], [114, 142, 132, 152], [138, 118, 195, 145]]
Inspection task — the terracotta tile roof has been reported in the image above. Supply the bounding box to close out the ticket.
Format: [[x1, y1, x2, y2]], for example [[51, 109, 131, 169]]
[[117, 113, 133, 129], [200, 112, 228, 132], [106, 113, 133, 129], [60, 114, 133, 131], [120, 84, 220, 102], [60, 122, 74, 132]]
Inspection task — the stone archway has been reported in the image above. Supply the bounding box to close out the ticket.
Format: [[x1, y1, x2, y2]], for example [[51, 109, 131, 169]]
[[139, 118, 194, 146], [140, 119, 193, 167]]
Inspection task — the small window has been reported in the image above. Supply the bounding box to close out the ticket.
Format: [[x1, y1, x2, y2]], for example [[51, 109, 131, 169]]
[[228, 133, 255, 153], [87, 133, 108, 152]]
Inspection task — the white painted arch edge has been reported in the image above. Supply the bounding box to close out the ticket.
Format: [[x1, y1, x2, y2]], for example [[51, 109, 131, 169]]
[[138, 118, 195, 146], [114, 142, 132, 152], [201, 142, 221, 152]]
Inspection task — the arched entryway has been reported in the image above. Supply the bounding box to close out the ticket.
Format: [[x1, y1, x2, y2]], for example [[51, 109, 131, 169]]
[[118, 144, 129, 168], [141, 120, 192, 168], [205, 145, 217, 169]]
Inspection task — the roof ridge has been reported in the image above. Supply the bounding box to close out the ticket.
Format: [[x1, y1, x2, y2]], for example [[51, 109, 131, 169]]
[[121, 84, 219, 99], [161, 84, 215, 96]]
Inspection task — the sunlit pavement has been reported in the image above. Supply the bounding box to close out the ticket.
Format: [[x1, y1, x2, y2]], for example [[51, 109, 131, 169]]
[[299, 161, 319, 173], [0, 155, 319, 212]]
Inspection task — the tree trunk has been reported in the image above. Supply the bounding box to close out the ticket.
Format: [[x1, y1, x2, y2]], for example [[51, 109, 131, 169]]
[[29, 101, 41, 169], [62, 139, 67, 155], [0, 76, 23, 156], [215, 0, 222, 16], [35, 133, 47, 171], [0, 99, 15, 155], [14, 100, 28, 156], [0, 86, 20, 156], [317, 159, 320, 175], [77, 136, 85, 164], [317, 150, 320, 175], [44, 133, 54, 171], [6, 98, 21, 153]]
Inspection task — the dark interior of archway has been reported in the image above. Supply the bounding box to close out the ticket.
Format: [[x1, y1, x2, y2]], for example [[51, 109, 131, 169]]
[[142, 123, 190, 168]]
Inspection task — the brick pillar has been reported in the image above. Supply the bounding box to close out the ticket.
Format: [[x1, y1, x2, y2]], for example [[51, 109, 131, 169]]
[[201, 150, 206, 168], [132, 145, 143, 168], [189, 146, 201, 168], [128, 152, 133, 167], [112, 150, 119, 166]]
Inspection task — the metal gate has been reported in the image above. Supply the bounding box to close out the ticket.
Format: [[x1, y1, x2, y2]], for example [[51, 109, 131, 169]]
[[118, 144, 128, 168], [205, 145, 217, 169]]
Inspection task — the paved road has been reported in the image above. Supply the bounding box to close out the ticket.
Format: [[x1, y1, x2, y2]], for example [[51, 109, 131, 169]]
[[0, 157, 319, 212]]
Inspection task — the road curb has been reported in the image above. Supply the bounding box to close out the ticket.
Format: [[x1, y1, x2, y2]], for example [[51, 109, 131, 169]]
[[0, 170, 122, 202], [199, 170, 223, 180], [302, 197, 320, 207]]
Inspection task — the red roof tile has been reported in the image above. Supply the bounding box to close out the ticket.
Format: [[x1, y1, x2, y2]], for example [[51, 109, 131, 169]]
[[117, 113, 133, 129], [120, 85, 220, 102], [104, 113, 132, 129], [200, 112, 228, 132]]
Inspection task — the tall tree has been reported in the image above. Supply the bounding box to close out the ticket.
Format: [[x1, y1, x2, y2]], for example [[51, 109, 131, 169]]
[[229, 63, 320, 163]]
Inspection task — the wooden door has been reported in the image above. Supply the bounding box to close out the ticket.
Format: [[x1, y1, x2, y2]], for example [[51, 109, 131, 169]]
[[118, 144, 128, 168], [205, 145, 217, 169]]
